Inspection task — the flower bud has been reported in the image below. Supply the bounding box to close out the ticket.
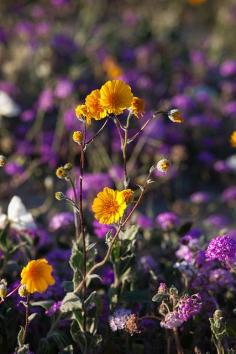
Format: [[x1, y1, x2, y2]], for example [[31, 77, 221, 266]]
[[64, 162, 73, 172], [156, 159, 170, 173], [72, 131, 83, 144], [0, 155, 7, 167], [120, 189, 134, 203], [55, 166, 67, 179], [0, 281, 7, 300], [18, 284, 28, 297], [55, 192, 65, 201], [168, 109, 184, 123], [158, 283, 168, 294]]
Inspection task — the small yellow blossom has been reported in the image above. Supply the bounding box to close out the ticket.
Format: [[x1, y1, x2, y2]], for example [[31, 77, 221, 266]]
[[120, 189, 134, 203], [100, 80, 133, 115], [130, 97, 145, 118], [230, 131, 236, 148], [0, 155, 6, 167], [21, 259, 55, 294], [55, 192, 65, 201], [18, 284, 28, 297], [168, 109, 184, 123], [75, 104, 92, 125], [92, 187, 127, 224], [73, 131, 83, 144], [85, 89, 107, 120], [56, 166, 67, 179], [0, 280, 7, 300], [156, 159, 171, 173]]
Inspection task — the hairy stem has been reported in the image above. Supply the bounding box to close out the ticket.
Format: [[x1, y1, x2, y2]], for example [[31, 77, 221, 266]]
[[23, 294, 30, 345], [173, 328, 184, 354], [74, 171, 151, 294]]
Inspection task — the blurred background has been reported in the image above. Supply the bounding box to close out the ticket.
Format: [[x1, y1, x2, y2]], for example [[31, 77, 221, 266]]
[[1, 0, 236, 225]]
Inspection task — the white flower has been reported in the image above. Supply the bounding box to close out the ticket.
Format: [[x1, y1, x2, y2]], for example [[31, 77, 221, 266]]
[[0, 196, 36, 231], [0, 91, 20, 117]]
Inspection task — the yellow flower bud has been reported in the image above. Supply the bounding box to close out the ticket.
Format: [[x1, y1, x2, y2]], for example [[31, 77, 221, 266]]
[[64, 162, 73, 171], [55, 166, 67, 179], [156, 159, 170, 173], [72, 131, 83, 144], [120, 189, 134, 203], [55, 192, 65, 201], [0, 282, 7, 300], [0, 155, 7, 167], [168, 109, 184, 123], [18, 284, 28, 297]]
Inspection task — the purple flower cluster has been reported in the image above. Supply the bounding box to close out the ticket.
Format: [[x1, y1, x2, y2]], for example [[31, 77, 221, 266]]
[[156, 212, 179, 231], [206, 235, 236, 264], [109, 309, 132, 332], [178, 294, 202, 322]]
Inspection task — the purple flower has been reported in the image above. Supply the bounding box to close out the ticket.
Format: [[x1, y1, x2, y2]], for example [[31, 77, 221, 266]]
[[93, 220, 114, 239], [45, 301, 62, 317], [139, 255, 157, 272], [178, 294, 202, 322], [38, 88, 54, 112], [190, 192, 209, 204], [206, 235, 236, 264], [49, 212, 74, 231], [136, 214, 153, 229], [209, 268, 235, 289], [101, 266, 114, 285], [222, 186, 236, 203], [109, 309, 132, 331], [55, 78, 73, 99], [220, 60, 236, 77], [160, 312, 184, 329], [5, 162, 24, 176], [156, 212, 179, 230], [205, 214, 230, 228]]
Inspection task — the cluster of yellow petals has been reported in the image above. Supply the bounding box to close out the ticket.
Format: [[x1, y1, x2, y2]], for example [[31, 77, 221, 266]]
[[230, 131, 236, 148], [130, 97, 145, 118], [92, 187, 133, 225], [75, 80, 144, 125], [21, 259, 55, 294]]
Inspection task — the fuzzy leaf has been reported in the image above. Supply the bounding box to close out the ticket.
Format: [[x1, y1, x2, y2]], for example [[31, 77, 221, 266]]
[[61, 292, 82, 313]]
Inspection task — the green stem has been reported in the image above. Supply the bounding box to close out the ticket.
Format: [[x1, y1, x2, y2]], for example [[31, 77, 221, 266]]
[[23, 295, 30, 345]]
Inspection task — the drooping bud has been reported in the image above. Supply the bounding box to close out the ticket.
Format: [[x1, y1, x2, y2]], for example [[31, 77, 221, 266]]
[[72, 131, 83, 144], [156, 158, 170, 174], [0, 155, 7, 167], [55, 192, 65, 201], [168, 109, 184, 123]]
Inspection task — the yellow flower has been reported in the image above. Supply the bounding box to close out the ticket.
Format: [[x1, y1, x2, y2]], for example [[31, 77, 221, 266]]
[[230, 131, 236, 148], [73, 130, 83, 144], [103, 56, 123, 79], [130, 97, 145, 118], [156, 158, 170, 173], [120, 189, 134, 203], [92, 187, 127, 224], [75, 104, 92, 125], [56, 166, 67, 179], [21, 259, 55, 294], [168, 109, 184, 123], [85, 89, 107, 120], [100, 80, 133, 115]]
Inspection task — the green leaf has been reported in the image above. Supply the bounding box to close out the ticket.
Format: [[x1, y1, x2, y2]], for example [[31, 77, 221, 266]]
[[31, 300, 53, 309], [177, 222, 193, 236], [152, 293, 168, 303], [0, 223, 10, 251], [61, 292, 82, 313], [28, 313, 38, 323], [85, 291, 97, 305], [17, 326, 25, 348]]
